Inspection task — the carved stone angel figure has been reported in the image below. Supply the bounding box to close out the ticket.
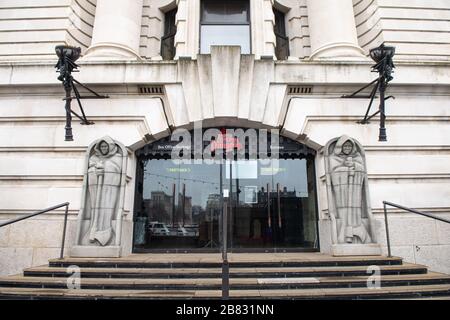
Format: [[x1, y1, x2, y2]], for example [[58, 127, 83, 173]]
[[87, 137, 123, 245], [74, 136, 127, 254], [325, 135, 375, 245]]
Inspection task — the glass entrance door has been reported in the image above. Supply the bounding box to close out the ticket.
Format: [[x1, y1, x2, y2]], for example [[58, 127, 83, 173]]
[[224, 158, 318, 250], [134, 160, 221, 250], [133, 128, 319, 252]]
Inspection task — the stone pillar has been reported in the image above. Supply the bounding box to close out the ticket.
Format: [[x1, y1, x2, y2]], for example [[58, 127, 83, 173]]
[[84, 0, 143, 60], [306, 0, 364, 59], [174, 0, 200, 59], [250, 0, 276, 59]]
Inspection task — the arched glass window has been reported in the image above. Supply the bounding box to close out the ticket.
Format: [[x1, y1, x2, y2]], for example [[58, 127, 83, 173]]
[[200, 0, 251, 54]]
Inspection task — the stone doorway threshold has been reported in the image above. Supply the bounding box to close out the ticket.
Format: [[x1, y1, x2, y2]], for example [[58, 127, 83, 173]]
[[57, 252, 390, 265], [128, 252, 384, 263], [133, 248, 319, 254]]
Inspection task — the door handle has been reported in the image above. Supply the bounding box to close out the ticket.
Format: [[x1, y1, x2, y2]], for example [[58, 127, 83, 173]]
[[171, 183, 176, 228], [182, 183, 186, 227], [267, 183, 271, 228], [277, 183, 282, 229]]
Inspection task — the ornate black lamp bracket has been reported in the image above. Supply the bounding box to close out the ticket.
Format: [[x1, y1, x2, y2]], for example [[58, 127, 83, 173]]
[[55, 45, 109, 141], [341, 44, 396, 142]]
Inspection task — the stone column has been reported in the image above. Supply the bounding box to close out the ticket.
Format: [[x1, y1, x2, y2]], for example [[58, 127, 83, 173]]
[[306, 0, 364, 59], [84, 0, 143, 60], [174, 0, 200, 59]]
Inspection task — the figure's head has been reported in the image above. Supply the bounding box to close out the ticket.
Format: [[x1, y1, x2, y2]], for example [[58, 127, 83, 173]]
[[342, 140, 353, 155], [99, 141, 109, 155]]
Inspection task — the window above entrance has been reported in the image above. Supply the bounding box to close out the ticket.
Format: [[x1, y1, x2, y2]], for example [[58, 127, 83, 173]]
[[200, 0, 251, 54]]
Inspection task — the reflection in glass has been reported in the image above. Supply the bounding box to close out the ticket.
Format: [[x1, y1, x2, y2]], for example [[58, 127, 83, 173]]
[[200, 25, 250, 54], [201, 0, 249, 24], [200, 0, 251, 54], [225, 159, 317, 249], [137, 160, 221, 249]]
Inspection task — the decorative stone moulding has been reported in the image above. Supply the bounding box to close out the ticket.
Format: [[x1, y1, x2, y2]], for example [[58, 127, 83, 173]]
[[83, 43, 143, 61], [309, 42, 366, 60], [324, 135, 381, 256], [72, 136, 128, 257]]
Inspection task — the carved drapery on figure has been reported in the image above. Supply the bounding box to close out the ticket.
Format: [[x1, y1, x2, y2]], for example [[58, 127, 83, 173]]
[[87, 137, 122, 245], [72, 136, 127, 256], [324, 135, 376, 246]]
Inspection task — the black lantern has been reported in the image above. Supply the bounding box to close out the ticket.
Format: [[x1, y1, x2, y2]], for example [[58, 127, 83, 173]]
[[55, 45, 107, 141], [370, 43, 395, 83], [55, 45, 81, 81], [369, 43, 395, 62], [342, 43, 396, 142]]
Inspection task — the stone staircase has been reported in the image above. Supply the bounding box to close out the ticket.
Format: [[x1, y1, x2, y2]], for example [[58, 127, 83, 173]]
[[0, 253, 449, 300]]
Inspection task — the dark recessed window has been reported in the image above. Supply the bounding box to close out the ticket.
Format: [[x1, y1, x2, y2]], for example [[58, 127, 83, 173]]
[[161, 8, 177, 60], [200, 0, 251, 54], [273, 8, 289, 60]]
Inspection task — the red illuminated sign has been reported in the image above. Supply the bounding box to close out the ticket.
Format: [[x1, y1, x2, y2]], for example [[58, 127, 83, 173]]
[[210, 129, 243, 152]]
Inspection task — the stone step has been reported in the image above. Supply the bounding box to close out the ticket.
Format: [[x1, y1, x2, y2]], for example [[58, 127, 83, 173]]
[[397, 296, 450, 300], [48, 255, 403, 269], [23, 263, 427, 279], [0, 284, 449, 300], [1, 273, 449, 291]]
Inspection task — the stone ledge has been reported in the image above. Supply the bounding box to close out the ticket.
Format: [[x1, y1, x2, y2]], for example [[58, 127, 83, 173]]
[[332, 244, 382, 256], [70, 246, 121, 258]]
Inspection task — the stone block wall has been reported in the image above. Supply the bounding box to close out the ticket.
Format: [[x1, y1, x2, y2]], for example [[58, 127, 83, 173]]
[[354, 0, 450, 61], [0, 0, 96, 60]]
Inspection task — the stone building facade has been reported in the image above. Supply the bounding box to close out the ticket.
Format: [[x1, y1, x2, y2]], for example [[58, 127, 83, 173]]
[[0, 0, 449, 276]]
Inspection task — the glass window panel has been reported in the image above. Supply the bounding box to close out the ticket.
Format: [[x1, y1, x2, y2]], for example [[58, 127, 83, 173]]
[[273, 8, 286, 36], [269, 159, 309, 198], [202, 0, 249, 24], [139, 160, 221, 249], [164, 8, 177, 36], [200, 25, 250, 54], [226, 160, 258, 179]]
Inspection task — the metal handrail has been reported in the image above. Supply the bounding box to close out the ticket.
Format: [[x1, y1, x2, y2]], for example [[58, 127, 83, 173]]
[[383, 201, 450, 257], [0, 202, 70, 259]]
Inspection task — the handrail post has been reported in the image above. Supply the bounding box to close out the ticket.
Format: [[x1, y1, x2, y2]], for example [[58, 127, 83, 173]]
[[60, 203, 69, 259], [383, 201, 392, 257], [222, 198, 229, 300]]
